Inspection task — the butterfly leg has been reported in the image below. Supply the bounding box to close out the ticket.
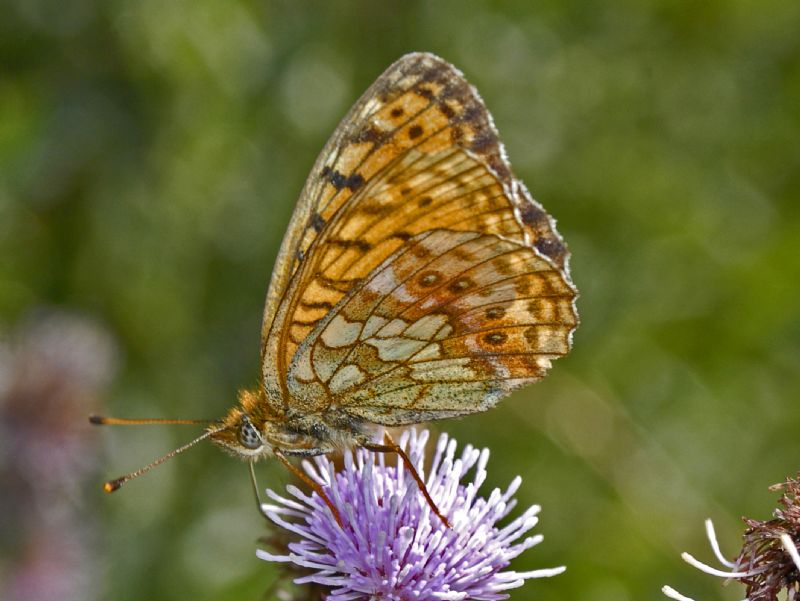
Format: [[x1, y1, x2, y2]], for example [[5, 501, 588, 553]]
[[361, 432, 452, 529], [273, 448, 344, 528]]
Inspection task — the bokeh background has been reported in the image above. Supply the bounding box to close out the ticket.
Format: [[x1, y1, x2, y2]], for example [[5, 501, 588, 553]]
[[2, 1, 799, 600]]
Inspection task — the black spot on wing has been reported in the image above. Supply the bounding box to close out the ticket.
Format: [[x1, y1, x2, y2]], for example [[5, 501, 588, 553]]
[[310, 213, 325, 232], [301, 300, 334, 310], [329, 238, 372, 252], [416, 86, 435, 100], [535, 237, 565, 261], [438, 102, 456, 119], [345, 173, 365, 191], [356, 126, 388, 145], [519, 203, 547, 228], [321, 166, 365, 192], [470, 131, 495, 153]]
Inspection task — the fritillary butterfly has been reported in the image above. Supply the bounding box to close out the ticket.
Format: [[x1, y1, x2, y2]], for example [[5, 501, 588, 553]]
[[93, 53, 578, 527]]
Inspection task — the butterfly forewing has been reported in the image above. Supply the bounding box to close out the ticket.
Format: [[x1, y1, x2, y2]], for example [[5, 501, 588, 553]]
[[260, 52, 577, 419]]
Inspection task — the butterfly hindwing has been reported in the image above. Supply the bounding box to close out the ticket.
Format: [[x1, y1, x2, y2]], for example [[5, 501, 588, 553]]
[[287, 229, 577, 424]]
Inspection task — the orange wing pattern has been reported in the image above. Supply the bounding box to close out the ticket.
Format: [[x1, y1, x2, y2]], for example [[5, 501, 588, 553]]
[[260, 53, 577, 417], [287, 229, 576, 423]]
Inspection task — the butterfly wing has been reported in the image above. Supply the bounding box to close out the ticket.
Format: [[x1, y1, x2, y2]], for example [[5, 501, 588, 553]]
[[261, 52, 577, 416], [288, 229, 577, 424]]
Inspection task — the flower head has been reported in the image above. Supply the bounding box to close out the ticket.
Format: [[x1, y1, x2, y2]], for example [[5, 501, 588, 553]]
[[663, 473, 800, 601], [258, 428, 564, 601]]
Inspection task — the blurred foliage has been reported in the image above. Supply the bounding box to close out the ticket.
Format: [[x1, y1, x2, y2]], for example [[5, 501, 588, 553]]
[[1, 1, 799, 600]]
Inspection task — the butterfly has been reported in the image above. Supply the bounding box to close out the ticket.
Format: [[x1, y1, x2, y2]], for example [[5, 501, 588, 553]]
[[92, 52, 578, 527]]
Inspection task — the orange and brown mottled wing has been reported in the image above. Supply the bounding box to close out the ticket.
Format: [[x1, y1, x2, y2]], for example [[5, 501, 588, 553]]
[[261, 52, 575, 413], [287, 229, 577, 423]]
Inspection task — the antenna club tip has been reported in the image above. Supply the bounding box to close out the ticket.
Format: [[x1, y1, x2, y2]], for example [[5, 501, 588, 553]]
[[89, 415, 106, 425], [103, 479, 123, 493]]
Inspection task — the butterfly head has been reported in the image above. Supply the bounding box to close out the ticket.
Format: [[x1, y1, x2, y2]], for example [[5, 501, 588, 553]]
[[208, 388, 278, 458]]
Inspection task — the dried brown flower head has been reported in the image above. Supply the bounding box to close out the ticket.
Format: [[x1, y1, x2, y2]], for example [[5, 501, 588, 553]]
[[736, 474, 800, 600], [664, 473, 800, 601]]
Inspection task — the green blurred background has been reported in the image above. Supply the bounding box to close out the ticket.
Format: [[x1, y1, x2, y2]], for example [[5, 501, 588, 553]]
[[2, 1, 799, 600]]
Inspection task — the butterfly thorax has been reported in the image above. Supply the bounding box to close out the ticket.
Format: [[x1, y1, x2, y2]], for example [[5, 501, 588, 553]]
[[209, 388, 365, 459]]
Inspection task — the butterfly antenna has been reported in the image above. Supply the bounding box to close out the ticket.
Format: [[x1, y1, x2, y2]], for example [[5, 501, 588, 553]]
[[100, 426, 223, 493], [89, 415, 214, 426]]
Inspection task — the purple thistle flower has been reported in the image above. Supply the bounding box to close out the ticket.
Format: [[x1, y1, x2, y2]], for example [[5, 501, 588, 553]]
[[257, 428, 564, 601]]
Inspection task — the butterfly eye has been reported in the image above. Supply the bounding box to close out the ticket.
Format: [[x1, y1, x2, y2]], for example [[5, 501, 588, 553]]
[[238, 417, 263, 450]]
